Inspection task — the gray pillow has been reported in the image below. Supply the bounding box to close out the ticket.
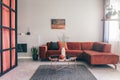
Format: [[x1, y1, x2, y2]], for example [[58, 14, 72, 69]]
[[92, 43, 105, 52], [48, 42, 59, 50]]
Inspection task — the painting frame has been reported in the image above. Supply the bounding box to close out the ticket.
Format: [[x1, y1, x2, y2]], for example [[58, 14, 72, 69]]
[[51, 19, 65, 29]]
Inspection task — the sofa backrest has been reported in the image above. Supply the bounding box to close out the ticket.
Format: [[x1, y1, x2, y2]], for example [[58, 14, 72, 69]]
[[47, 42, 59, 50], [46, 41, 111, 52], [93, 42, 111, 52], [81, 42, 94, 50], [67, 42, 81, 50]]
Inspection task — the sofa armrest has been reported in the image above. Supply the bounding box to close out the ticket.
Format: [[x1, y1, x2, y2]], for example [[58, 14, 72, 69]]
[[39, 45, 48, 59], [103, 43, 111, 52]]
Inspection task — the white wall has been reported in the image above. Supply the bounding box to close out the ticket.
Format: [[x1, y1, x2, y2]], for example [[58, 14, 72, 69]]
[[18, 0, 103, 58]]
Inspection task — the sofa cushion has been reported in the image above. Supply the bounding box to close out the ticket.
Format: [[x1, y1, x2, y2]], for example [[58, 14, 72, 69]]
[[66, 50, 83, 54], [84, 50, 110, 55], [48, 42, 59, 50], [84, 50, 119, 64], [81, 42, 94, 50], [47, 50, 61, 57], [92, 43, 105, 52], [67, 42, 81, 50], [66, 50, 83, 57]]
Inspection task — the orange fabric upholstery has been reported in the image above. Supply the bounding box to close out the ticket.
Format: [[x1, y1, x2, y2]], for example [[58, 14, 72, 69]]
[[39, 45, 47, 59], [66, 50, 83, 57], [84, 50, 119, 64], [81, 42, 94, 50], [46, 50, 61, 57], [103, 43, 111, 52], [39, 42, 119, 66], [67, 42, 81, 50], [94, 42, 111, 52]]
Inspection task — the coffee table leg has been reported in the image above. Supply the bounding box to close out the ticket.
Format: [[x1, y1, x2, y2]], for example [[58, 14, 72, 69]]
[[55, 61, 57, 69], [68, 61, 69, 65], [51, 61, 52, 65], [75, 59, 77, 68], [51, 60, 57, 69]]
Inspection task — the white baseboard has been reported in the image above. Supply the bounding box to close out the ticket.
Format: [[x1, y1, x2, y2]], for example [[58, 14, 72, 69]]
[[18, 57, 32, 59]]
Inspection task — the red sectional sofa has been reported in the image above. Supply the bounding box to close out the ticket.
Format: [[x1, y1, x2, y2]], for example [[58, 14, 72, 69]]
[[39, 42, 119, 69]]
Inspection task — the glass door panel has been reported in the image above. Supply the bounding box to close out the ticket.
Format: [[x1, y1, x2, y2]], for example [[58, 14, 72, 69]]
[[0, 28, 1, 74], [2, 29, 10, 49], [0, 52, 1, 73], [2, 0, 10, 7], [12, 49, 16, 66], [12, 30, 15, 48], [11, 11, 15, 29], [0, 0, 1, 74], [2, 6, 10, 27], [0, 0, 2, 26], [12, 0, 15, 10], [2, 51, 10, 72], [0, 0, 17, 76]]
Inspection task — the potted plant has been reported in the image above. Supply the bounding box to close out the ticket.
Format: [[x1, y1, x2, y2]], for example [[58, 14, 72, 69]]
[[105, 5, 120, 19], [31, 47, 38, 60]]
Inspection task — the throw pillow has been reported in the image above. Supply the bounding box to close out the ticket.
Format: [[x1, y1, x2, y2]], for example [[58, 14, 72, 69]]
[[48, 42, 59, 50], [92, 43, 105, 52]]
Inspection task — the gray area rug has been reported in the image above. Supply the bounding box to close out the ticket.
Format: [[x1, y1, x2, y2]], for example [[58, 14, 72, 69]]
[[30, 65, 97, 80]]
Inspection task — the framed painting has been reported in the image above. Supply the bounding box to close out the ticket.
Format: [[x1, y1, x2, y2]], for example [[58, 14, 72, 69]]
[[51, 19, 65, 29]]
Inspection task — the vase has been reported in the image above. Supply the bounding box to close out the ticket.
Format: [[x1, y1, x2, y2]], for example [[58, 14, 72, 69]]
[[61, 47, 66, 59]]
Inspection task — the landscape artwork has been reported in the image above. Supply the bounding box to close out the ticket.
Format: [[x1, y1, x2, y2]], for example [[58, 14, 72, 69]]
[[51, 19, 65, 29]]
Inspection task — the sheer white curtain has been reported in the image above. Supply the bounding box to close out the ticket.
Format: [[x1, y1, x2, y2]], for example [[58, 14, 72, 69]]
[[108, 21, 120, 55], [104, 0, 120, 55]]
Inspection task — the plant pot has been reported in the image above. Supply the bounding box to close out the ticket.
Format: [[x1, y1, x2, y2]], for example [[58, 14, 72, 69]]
[[106, 14, 111, 19], [32, 54, 38, 61]]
